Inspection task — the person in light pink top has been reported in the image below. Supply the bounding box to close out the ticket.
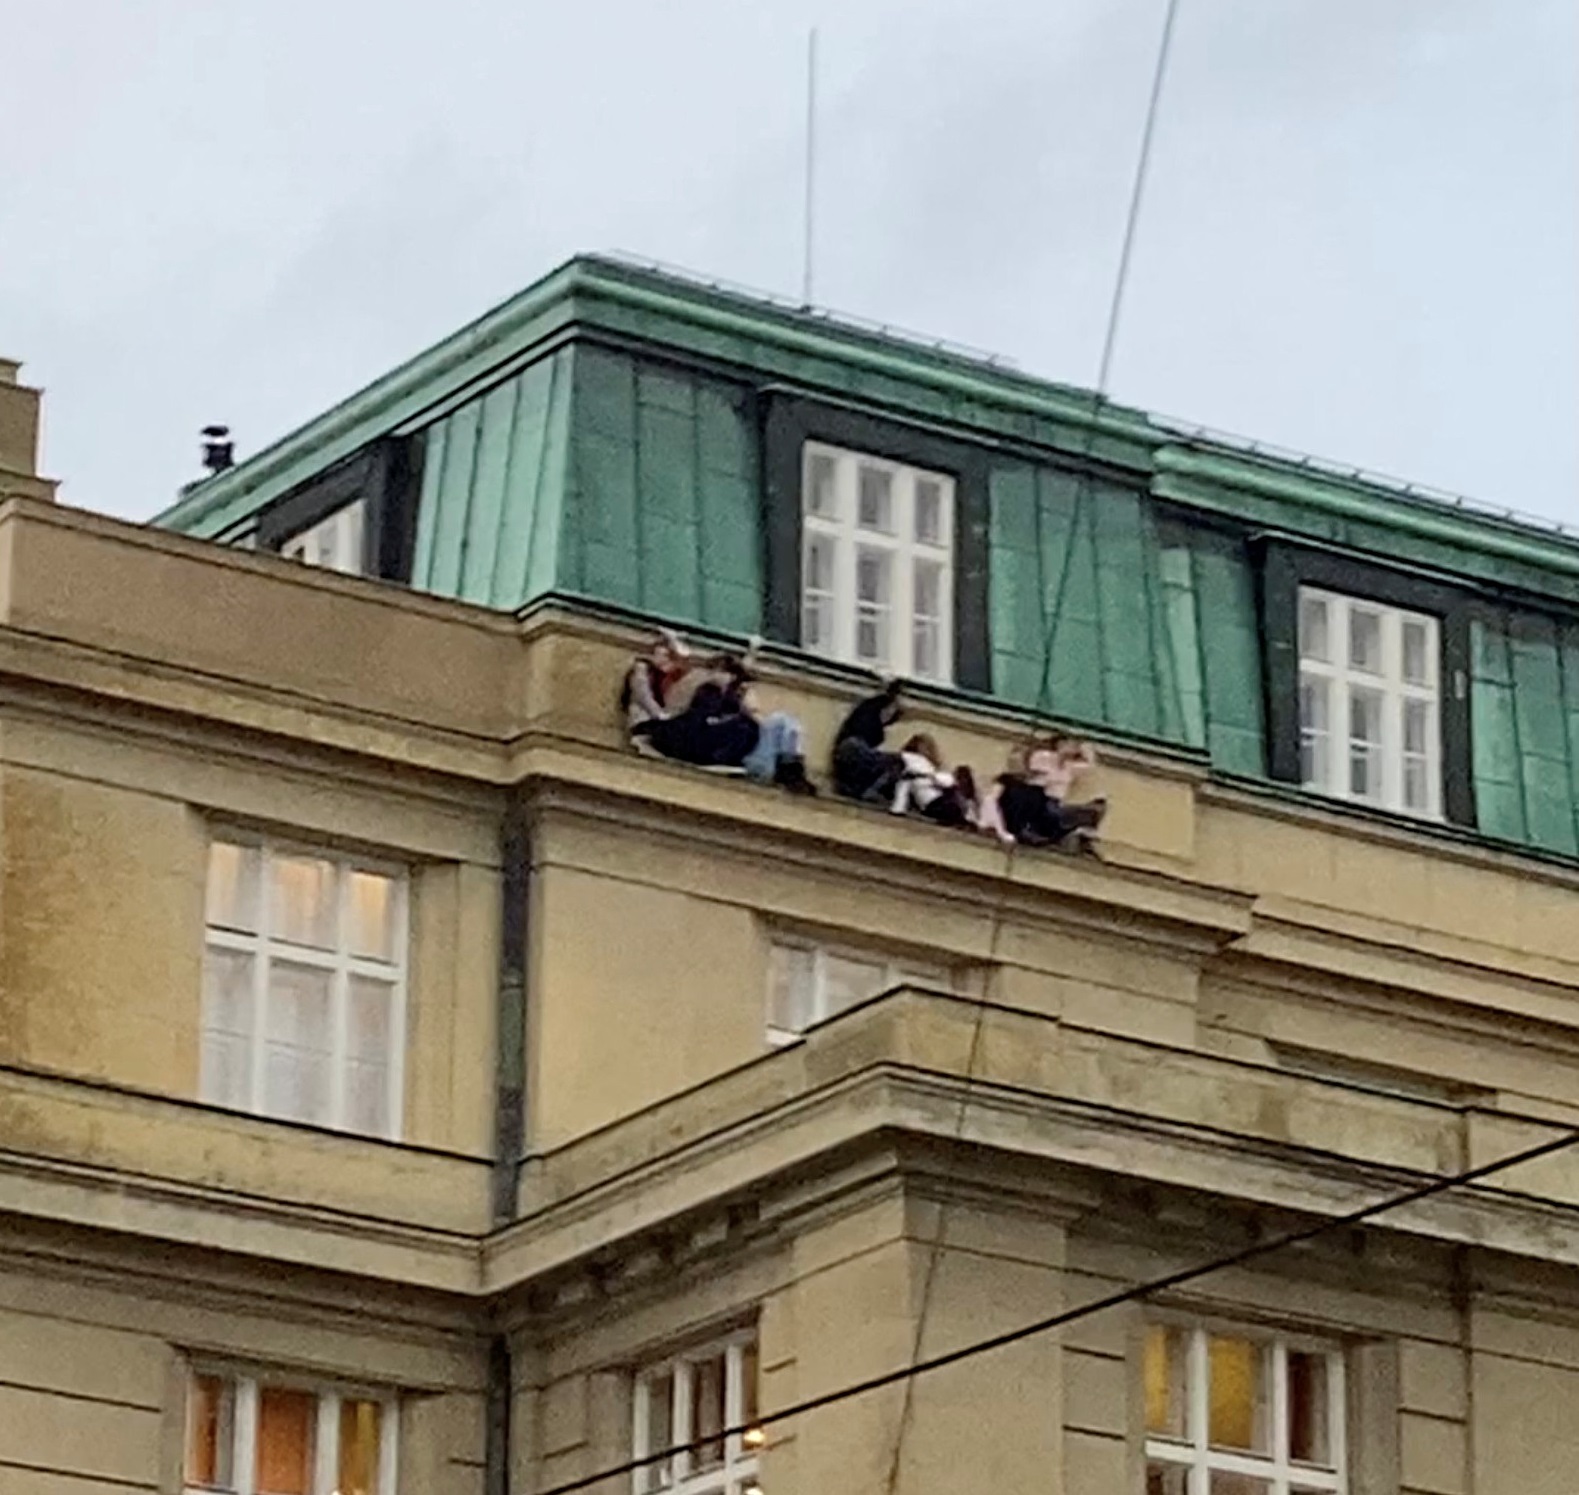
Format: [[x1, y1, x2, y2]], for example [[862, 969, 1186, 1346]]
[[977, 733, 1106, 852]]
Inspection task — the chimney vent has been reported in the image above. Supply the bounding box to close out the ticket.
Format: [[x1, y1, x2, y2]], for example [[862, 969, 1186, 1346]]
[[201, 424, 235, 474]]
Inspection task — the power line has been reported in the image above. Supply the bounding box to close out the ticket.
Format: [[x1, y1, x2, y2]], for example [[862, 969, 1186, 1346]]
[[536, 1114, 1579, 1495], [881, 4, 1188, 1487]]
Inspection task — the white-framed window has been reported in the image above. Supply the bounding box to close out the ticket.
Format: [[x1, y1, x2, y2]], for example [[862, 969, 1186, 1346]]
[[1144, 1323, 1346, 1494], [767, 937, 951, 1045], [184, 1369, 398, 1495], [1297, 587, 1440, 818], [632, 1329, 763, 1495], [281, 499, 367, 575], [800, 441, 954, 683], [202, 835, 408, 1139]]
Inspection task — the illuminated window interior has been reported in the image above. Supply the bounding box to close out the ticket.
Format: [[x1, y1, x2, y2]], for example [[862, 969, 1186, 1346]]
[[183, 1372, 391, 1495], [1144, 1323, 1345, 1494], [633, 1329, 763, 1495], [201, 835, 407, 1138]]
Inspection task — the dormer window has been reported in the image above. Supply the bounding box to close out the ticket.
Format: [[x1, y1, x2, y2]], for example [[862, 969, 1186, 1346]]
[[1297, 587, 1441, 817], [800, 442, 955, 683], [281, 498, 367, 575]]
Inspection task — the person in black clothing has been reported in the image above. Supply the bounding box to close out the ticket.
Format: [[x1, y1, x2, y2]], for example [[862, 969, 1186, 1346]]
[[981, 734, 1106, 851], [634, 654, 816, 794], [831, 679, 906, 802]]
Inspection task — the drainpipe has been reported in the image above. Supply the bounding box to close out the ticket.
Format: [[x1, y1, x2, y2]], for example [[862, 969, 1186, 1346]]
[[487, 789, 531, 1495]]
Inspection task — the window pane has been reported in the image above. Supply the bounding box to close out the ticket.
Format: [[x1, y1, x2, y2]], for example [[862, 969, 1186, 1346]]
[[823, 955, 885, 1016], [348, 871, 396, 961], [856, 549, 891, 665], [1209, 1476, 1272, 1495], [1208, 1335, 1270, 1452], [263, 963, 333, 1124], [255, 1387, 316, 1495], [186, 1374, 235, 1487], [802, 535, 835, 653], [1404, 756, 1430, 812], [1402, 617, 1431, 684], [805, 450, 838, 517], [802, 594, 829, 652], [346, 976, 395, 1135], [1288, 1351, 1332, 1466], [912, 618, 940, 681], [338, 499, 366, 574], [856, 610, 888, 665], [692, 1352, 727, 1471], [1349, 686, 1384, 800], [1146, 1465, 1189, 1495], [1348, 607, 1382, 673], [1144, 1325, 1188, 1437], [1404, 698, 1431, 756], [857, 465, 893, 531], [338, 1399, 383, 1495], [202, 947, 256, 1108], [741, 1338, 762, 1445], [914, 558, 941, 619], [914, 478, 942, 544], [804, 533, 833, 592], [857, 547, 891, 605], [347, 976, 394, 1068], [640, 1372, 675, 1491], [769, 944, 817, 1034], [1298, 593, 1330, 663], [1298, 677, 1330, 788], [207, 842, 260, 932], [270, 855, 335, 949]]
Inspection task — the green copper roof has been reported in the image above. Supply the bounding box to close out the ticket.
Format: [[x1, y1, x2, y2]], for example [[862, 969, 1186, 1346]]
[[157, 253, 1579, 601], [151, 253, 1579, 865]]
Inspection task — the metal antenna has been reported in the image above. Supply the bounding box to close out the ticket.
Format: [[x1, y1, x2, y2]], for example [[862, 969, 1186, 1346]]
[[802, 26, 818, 308]]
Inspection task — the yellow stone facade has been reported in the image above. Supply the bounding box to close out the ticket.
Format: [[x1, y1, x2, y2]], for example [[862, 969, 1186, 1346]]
[[3, 495, 1579, 1492]]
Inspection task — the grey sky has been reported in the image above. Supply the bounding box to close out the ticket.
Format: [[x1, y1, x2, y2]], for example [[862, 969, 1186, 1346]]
[[3, 0, 1574, 528]]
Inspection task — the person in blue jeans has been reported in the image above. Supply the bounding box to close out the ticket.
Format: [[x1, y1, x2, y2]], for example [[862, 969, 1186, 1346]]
[[632, 651, 815, 795]]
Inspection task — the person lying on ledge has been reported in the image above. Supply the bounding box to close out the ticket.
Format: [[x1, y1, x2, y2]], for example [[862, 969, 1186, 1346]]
[[978, 733, 1106, 853], [831, 679, 906, 803], [890, 733, 979, 828], [626, 636, 816, 795]]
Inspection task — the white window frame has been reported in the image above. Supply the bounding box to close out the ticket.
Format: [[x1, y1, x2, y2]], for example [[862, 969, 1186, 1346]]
[[632, 1329, 762, 1495], [183, 1368, 399, 1495], [281, 498, 368, 575], [767, 935, 952, 1046], [1144, 1324, 1347, 1494], [800, 441, 955, 683], [1297, 586, 1441, 819], [201, 833, 409, 1139]]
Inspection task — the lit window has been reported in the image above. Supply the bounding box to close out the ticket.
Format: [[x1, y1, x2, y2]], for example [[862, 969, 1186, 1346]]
[[633, 1331, 762, 1495], [767, 938, 950, 1045], [184, 1370, 396, 1495], [799, 442, 954, 682], [202, 836, 407, 1138], [1144, 1324, 1345, 1494], [1297, 587, 1440, 817], [281, 499, 367, 575]]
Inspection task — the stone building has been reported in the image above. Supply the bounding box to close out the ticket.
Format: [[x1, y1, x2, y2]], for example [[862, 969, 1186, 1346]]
[[3, 257, 1579, 1493]]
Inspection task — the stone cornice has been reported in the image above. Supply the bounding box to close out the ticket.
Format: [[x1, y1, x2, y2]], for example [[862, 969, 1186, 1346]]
[[6, 997, 1579, 1306]]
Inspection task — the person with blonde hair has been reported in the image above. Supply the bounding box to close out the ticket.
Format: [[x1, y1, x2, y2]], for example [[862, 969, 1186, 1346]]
[[978, 732, 1105, 852]]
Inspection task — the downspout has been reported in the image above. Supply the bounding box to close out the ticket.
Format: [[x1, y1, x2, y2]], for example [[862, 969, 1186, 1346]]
[[486, 789, 531, 1495]]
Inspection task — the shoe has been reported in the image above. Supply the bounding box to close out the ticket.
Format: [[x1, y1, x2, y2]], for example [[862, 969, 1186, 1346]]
[[776, 758, 819, 796]]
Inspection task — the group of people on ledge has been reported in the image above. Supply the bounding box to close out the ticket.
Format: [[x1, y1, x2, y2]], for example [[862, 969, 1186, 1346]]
[[620, 629, 1107, 854]]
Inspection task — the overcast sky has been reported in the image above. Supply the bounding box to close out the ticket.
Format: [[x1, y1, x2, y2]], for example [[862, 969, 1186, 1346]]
[[2, 1, 1574, 528]]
